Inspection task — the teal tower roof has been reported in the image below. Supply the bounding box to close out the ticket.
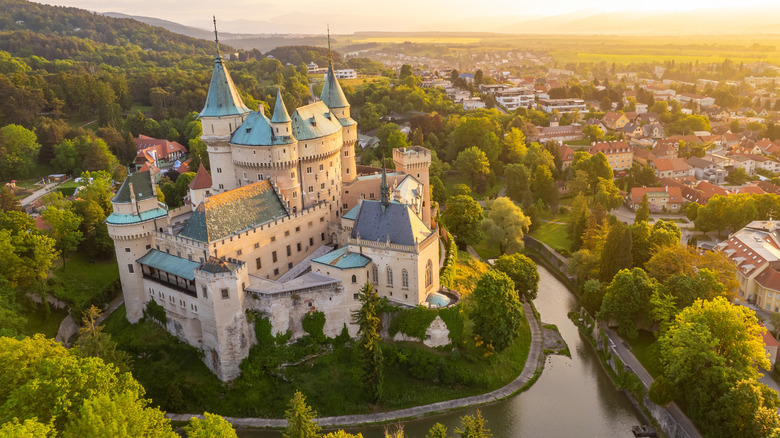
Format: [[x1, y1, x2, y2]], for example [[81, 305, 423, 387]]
[[271, 89, 291, 123], [320, 63, 349, 109], [199, 55, 251, 118]]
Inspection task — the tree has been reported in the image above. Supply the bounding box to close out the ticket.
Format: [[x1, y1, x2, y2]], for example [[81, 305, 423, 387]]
[[442, 195, 483, 248], [629, 221, 652, 268], [0, 186, 21, 212], [644, 245, 698, 282], [283, 391, 321, 438], [580, 279, 604, 315], [0, 124, 41, 180], [599, 219, 632, 282], [658, 297, 775, 436], [470, 270, 524, 352], [188, 138, 210, 171], [597, 268, 658, 338], [454, 147, 490, 186], [532, 165, 557, 209], [431, 176, 447, 206], [504, 163, 531, 207], [183, 413, 238, 438], [455, 410, 491, 438], [481, 197, 530, 254], [582, 124, 604, 142], [493, 253, 539, 300], [568, 193, 590, 251], [61, 391, 177, 438], [399, 64, 413, 80], [351, 282, 383, 403], [635, 194, 649, 222], [426, 423, 449, 438], [594, 177, 622, 211], [72, 306, 131, 373], [503, 127, 527, 163], [685, 202, 700, 221], [0, 418, 53, 437], [649, 219, 681, 250], [41, 202, 83, 260], [568, 170, 591, 198], [727, 167, 750, 185]]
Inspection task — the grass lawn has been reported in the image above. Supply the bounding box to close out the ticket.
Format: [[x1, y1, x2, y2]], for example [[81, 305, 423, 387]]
[[623, 330, 664, 379], [472, 241, 500, 260], [530, 221, 572, 254], [564, 139, 591, 146], [104, 303, 532, 418], [50, 252, 119, 313], [57, 179, 83, 197], [451, 250, 489, 296], [21, 304, 69, 338]]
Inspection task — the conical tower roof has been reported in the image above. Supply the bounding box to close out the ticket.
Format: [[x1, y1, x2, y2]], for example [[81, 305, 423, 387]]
[[199, 55, 251, 118], [320, 62, 349, 109], [271, 89, 291, 123]]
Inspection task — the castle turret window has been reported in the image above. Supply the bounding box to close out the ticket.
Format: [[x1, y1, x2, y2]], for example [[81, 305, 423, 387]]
[[127, 264, 134, 274], [221, 289, 229, 299], [387, 267, 394, 287], [402, 269, 409, 289], [425, 260, 433, 287]]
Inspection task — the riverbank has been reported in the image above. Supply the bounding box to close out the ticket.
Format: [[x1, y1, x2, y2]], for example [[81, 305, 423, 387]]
[[166, 300, 545, 429]]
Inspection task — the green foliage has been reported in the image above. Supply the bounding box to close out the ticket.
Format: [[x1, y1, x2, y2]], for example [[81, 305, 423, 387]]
[[504, 163, 531, 207], [568, 193, 590, 251], [388, 306, 438, 340], [635, 194, 650, 222], [531, 165, 557, 209], [352, 282, 384, 403], [284, 391, 321, 438], [427, 423, 449, 438], [493, 253, 539, 301], [0, 124, 41, 180], [455, 410, 492, 438], [597, 268, 658, 339], [454, 147, 490, 187], [143, 299, 167, 325], [442, 195, 484, 248], [301, 311, 327, 343], [598, 219, 632, 283], [184, 412, 238, 438], [648, 375, 675, 405], [437, 305, 465, 346], [470, 270, 524, 352], [439, 230, 458, 288], [579, 279, 604, 316], [481, 197, 530, 255], [0, 418, 53, 437], [61, 391, 177, 438]]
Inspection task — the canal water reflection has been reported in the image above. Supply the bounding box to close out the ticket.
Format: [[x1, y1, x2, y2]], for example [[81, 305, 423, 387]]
[[239, 266, 642, 437]]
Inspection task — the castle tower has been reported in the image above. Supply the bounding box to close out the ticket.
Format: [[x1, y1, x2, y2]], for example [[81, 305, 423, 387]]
[[105, 171, 169, 322], [321, 32, 357, 185], [270, 89, 292, 137], [393, 146, 432, 227], [199, 18, 250, 193]]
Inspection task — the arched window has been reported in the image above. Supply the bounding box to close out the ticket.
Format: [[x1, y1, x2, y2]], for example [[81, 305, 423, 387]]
[[402, 269, 409, 289], [425, 260, 433, 288], [387, 266, 394, 287], [372, 265, 378, 284], [351, 274, 357, 284]]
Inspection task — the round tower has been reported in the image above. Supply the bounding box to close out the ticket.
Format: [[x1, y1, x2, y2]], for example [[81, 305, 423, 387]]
[[106, 171, 169, 322]]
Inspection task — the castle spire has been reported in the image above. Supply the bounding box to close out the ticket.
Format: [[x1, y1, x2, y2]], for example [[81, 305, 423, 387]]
[[327, 24, 332, 66], [271, 87, 291, 124], [380, 158, 389, 208], [213, 16, 220, 56], [319, 26, 349, 109]]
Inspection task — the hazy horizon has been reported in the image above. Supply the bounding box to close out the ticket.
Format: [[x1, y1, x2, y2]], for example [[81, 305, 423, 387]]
[[33, 0, 780, 35]]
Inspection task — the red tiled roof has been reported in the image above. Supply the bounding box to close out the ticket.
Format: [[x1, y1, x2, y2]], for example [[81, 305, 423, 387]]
[[134, 135, 187, 160], [653, 157, 690, 172], [739, 186, 765, 195], [189, 164, 213, 190], [590, 141, 630, 155], [559, 144, 576, 162], [630, 186, 683, 204], [760, 324, 780, 347]]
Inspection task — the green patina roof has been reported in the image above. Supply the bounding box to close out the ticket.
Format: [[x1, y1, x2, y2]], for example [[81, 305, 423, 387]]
[[137, 249, 200, 281], [339, 117, 357, 127], [113, 171, 155, 203], [230, 111, 294, 146], [320, 64, 349, 109], [178, 180, 288, 243], [106, 207, 168, 225], [312, 247, 371, 270], [199, 55, 251, 118], [342, 204, 360, 220], [271, 89, 292, 123], [291, 101, 343, 141]]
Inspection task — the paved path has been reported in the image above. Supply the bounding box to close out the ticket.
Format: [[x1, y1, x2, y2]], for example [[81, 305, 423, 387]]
[[167, 302, 545, 429], [20, 181, 62, 206], [97, 295, 125, 326], [602, 325, 702, 438], [466, 245, 482, 261]]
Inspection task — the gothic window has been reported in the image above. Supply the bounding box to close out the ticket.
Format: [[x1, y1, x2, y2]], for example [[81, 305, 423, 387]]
[[372, 265, 378, 284], [351, 275, 357, 284], [425, 260, 433, 288], [387, 267, 394, 287], [402, 269, 409, 289]]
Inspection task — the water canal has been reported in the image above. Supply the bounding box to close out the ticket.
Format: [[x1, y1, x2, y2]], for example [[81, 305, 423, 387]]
[[239, 266, 643, 437]]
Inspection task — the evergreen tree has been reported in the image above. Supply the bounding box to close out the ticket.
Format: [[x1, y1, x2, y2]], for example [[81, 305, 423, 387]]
[[635, 194, 650, 222], [283, 391, 321, 438], [455, 410, 491, 438], [426, 423, 449, 438], [599, 218, 632, 283], [568, 193, 590, 251], [351, 282, 384, 403]]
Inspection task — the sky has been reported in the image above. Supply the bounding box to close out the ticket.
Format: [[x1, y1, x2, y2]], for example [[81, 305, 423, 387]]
[[34, 0, 780, 34]]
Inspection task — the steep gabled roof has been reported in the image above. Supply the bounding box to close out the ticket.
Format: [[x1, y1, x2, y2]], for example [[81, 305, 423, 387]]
[[199, 55, 251, 118], [189, 164, 212, 190], [113, 171, 155, 203], [179, 180, 288, 243], [320, 63, 349, 109], [351, 200, 430, 246]]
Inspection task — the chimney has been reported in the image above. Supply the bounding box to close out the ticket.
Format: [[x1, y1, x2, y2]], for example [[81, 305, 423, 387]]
[[258, 102, 264, 114]]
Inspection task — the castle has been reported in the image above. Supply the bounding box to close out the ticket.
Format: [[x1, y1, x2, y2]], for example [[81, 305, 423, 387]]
[[106, 41, 442, 381]]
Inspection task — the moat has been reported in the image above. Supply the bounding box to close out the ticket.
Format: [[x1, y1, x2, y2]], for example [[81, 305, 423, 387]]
[[239, 266, 643, 437]]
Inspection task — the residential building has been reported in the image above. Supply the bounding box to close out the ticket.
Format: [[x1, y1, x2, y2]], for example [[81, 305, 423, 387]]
[[632, 146, 657, 166], [628, 186, 684, 212], [642, 123, 666, 139], [495, 89, 534, 110], [602, 111, 629, 130], [589, 141, 632, 171], [533, 125, 583, 143], [537, 98, 586, 113], [675, 92, 716, 109], [652, 157, 694, 179], [559, 144, 575, 170], [686, 156, 727, 184]]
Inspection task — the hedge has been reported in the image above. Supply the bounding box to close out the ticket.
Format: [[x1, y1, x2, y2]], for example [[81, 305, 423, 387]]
[[439, 229, 457, 288]]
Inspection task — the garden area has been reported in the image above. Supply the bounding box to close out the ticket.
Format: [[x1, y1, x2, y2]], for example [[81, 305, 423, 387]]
[[102, 295, 532, 418]]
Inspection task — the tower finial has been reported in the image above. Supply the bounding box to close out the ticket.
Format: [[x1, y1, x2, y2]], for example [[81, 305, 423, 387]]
[[380, 156, 389, 208], [327, 24, 332, 65], [213, 16, 220, 56]]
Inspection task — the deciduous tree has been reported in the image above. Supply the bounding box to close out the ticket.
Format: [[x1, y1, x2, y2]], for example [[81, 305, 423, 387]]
[[454, 147, 490, 186], [493, 253, 539, 300], [0, 124, 41, 180], [470, 270, 524, 352], [442, 195, 483, 248], [481, 197, 530, 254], [598, 268, 658, 338]]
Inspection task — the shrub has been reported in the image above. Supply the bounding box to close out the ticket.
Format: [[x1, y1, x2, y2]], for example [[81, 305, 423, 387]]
[[439, 230, 458, 288], [143, 299, 166, 325], [302, 311, 326, 343], [389, 306, 438, 340]]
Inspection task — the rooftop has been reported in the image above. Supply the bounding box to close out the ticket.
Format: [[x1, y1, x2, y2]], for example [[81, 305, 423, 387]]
[[199, 55, 251, 118], [137, 249, 200, 281], [351, 200, 430, 246], [113, 171, 155, 203], [312, 246, 371, 270]]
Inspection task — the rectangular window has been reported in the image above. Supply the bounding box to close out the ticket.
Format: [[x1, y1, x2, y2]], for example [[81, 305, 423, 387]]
[[295, 226, 300, 232], [272, 251, 278, 262], [286, 245, 292, 256], [297, 242, 302, 252], [319, 164, 324, 171], [271, 236, 276, 242], [124, 247, 131, 253], [274, 268, 279, 276], [221, 288, 229, 299], [308, 186, 314, 193], [201, 286, 207, 298], [127, 264, 134, 274], [237, 250, 242, 256], [321, 233, 325, 241], [254, 243, 259, 249], [288, 262, 293, 269], [258, 173, 262, 180], [320, 183, 325, 190], [146, 244, 151, 250], [307, 167, 312, 174], [309, 237, 314, 246], [256, 258, 262, 269], [285, 231, 290, 237], [291, 172, 296, 179]]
